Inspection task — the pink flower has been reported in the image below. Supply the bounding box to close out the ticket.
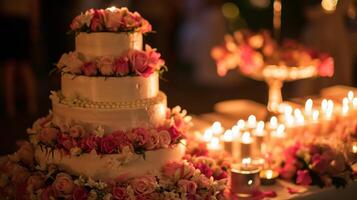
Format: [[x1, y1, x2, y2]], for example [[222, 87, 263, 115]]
[[16, 141, 34, 166], [162, 162, 194, 180], [70, 15, 82, 30], [296, 170, 312, 186], [79, 135, 99, 152], [131, 175, 156, 195], [317, 56, 334, 77], [168, 126, 181, 143], [112, 131, 132, 151], [195, 174, 210, 188], [120, 11, 141, 31], [38, 127, 59, 145], [158, 130, 171, 148], [97, 56, 114, 76], [100, 135, 118, 154], [177, 180, 197, 194], [27, 175, 44, 192], [194, 162, 213, 178], [53, 173, 75, 197], [69, 125, 85, 138], [81, 61, 97, 76], [72, 187, 88, 200], [239, 44, 262, 74], [112, 186, 128, 200], [146, 45, 164, 70], [145, 130, 160, 150], [41, 186, 57, 200], [138, 19, 152, 33], [104, 9, 123, 31], [129, 128, 149, 147], [90, 9, 105, 31], [280, 161, 297, 180], [113, 57, 130, 76], [311, 154, 329, 174], [57, 133, 77, 151], [213, 168, 228, 180], [129, 50, 154, 77]]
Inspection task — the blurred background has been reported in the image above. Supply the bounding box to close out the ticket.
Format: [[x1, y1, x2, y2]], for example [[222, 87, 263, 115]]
[[1, 0, 357, 153]]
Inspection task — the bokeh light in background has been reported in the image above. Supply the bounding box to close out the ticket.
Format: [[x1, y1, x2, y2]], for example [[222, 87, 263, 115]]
[[222, 2, 240, 19], [321, 0, 338, 12], [250, 0, 270, 9]]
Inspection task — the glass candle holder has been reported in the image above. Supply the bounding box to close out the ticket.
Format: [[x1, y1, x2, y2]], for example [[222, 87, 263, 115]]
[[231, 158, 261, 197]]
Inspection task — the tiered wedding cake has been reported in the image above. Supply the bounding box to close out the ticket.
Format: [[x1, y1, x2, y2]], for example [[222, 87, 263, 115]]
[[0, 8, 227, 200]]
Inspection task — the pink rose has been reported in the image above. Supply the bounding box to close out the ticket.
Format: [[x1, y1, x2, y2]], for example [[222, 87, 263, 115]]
[[72, 187, 88, 200], [81, 61, 98, 76], [213, 168, 228, 180], [11, 165, 30, 186], [239, 44, 262, 74], [177, 180, 197, 194], [38, 127, 59, 145], [131, 175, 156, 195], [195, 174, 210, 188], [90, 9, 105, 31], [280, 161, 297, 180], [79, 135, 99, 152], [27, 175, 44, 192], [53, 173, 75, 196], [104, 9, 123, 31], [317, 55, 334, 77], [158, 130, 171, 148], [128, 50, 154, 77], [57, 52, 83, 74], [194, 162, 213, 178], [57, 133, 77, 151], [129, 128, 149, 147], [120, 12, 141, 30], [113, 57, 130, 76], [16, 142, 34, 166], [41, 186, 57, 200], [145, 130, 160, 150], [100, 135, 118, 154], [146, 45, 164, 70], [112, 186, 128, 200], [138, 19, 152, 33], [163, 162, 182, 179], [311, 154, 329, 174], [296, 170, 312, 186], [112, 131, 132, 151], [69, 125, 85, 138], [168, 126, 181, 143], [98, 56, 114, 76]]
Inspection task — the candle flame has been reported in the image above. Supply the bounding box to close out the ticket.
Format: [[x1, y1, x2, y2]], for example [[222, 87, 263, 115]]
[[269, 116, 278, 129], [266, 170, 273, 179], [208, 137, 220, 150], [343, 97, 349, 106], [312, 110, 319, 121], [212, 121, 223, 135], [202, 129, 213, 142], [305, 99, 313, 113], [348, 91, 354, 101], [222, 130, 233, 141], [241, 131, 252, 143], [352, 144, 357, 153], [284, 105, 293, 116], [237, 119, 245, 129], [256, 121, 265, 132], [342, 104, 349, 116], [242, 157, 251, 165], [247, 115, 256, 127], [321, 99, 328, 110]]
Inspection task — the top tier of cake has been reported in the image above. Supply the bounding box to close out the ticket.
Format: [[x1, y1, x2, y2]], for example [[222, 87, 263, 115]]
[[76, 32, 143, 57]]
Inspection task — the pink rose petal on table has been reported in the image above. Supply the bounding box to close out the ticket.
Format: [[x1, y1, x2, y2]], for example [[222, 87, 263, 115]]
[[287, 187, 301, 194]]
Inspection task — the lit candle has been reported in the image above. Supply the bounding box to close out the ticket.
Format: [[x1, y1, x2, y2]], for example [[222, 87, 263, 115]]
[[247, 115, 257, 129], [353, 98, 357, 109], [222, 130, 234, 155], [202, 129, 213, 142], [211, 121, 224, 136], [305, 98, 313, 116], [231, 158, 261, 197], [232, 125, 241, 138], [271, 124, 285, 138], [308, 110, 320, 135], [237, 119, 246, 130], [321, 100, 335, 135], [253, 121, 266, 156], [347, 91, 354, 102], [268, 116, 278, 130], [207, 137, 221, 153], [240, 132, 253, 159], [260, 169, 279, 185]]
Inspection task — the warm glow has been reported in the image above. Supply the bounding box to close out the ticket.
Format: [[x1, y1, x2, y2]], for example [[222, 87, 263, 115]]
[[265, 170, 273, 179], [107, 6, 117, 12], [353, 98, 357, 108], [207, 137, 221, 150], [222, 130, 234, 141], [312, 110, 319, 121], [231, 125, 241, 138], [248, 179, 253, 185], [294, 109, 302, 118], [242, 157, 252, 165], [348, 91, 354, 101], [247, 115, 257, 128], [202, 129, 213, 142], [272, 124, 285, 138], [352, 144, 357, 153], [325, 100, 334, 118], [321, 0, 338, 12], [285, 115, 294, 126], [295, 114, 305, 125], [284, 105, 293, 117], [241, 131, 253, 143], [343, 97, 349, 106], [269, 116, 278, 129], [321, 99, 328, 111], [237, 119, 246, 129], [305, 99, 313, 114], [222, 2, 240, 19], [212, 121, 223, 135]]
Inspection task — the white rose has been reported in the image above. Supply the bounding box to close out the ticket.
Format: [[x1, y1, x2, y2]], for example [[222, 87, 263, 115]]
[[57, 52, 83, 74]]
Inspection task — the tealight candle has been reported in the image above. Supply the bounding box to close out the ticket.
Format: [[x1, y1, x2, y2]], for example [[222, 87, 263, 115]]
[[268, 116, 278, 130], [260, 169, 279, 185], [222, 130, 234, 155], [237, 119, 246, 130], [207, 137, 221, 153], [240, 132, 253, 159], [347, 91, 354, 102], [247, 115, 257, 129], [308, 110, 320, 135], [202, 129, 213, 142], [305, 98, 313, 116], [321, 100, 335, 135], [212, 121, 224, 136], [231, 158, 261, 197], [253, 121, 266, 156]]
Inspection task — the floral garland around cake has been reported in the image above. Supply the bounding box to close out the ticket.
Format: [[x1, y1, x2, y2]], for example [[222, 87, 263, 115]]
[[26, 106, 192, 157], [69, 7, 152, 34], [211, 30, 334, 77], [56, 45, 166, 78]]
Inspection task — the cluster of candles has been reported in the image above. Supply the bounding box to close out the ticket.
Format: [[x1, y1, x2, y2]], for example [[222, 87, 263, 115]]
[[201, 91, 357, 197]]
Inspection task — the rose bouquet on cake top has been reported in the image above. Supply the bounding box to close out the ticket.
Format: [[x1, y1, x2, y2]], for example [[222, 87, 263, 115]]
[[211, 30, 334, 78], [279, 141, 354, 188], [69, 7, 152, 34], [56, 44, 166, 78]]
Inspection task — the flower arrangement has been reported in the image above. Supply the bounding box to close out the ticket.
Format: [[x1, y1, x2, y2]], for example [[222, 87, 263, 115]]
[[69, 7, 152, 34], [26, 107, 191, 157], [211, 30, 334, 77], [279, 141, 354, 188], [56, 45, 166, 78], [0, 145, 227, 200]]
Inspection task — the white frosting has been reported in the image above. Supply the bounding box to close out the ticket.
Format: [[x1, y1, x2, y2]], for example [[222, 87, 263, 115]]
[[61, 73, 159, 102], [51, 92, 167, 133], [35, 143, 186, 180], [75, 32, 143, 57]]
